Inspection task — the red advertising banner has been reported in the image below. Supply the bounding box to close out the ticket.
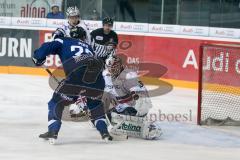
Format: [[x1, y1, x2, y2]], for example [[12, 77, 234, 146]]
[[117, 35, 202, 82], [38, 30, 240, 83], [201, 44, 240, 87]]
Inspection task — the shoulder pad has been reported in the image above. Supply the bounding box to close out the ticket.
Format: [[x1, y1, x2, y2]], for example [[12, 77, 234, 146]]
[[54, 38, 64, 44], [125, 70, 138, 80]]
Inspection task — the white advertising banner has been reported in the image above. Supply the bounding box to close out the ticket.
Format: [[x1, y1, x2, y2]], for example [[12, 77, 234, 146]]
[[209, 27, 240, 39], [179, 26, 209, 36], [11, 17, 46, 26], [148, 24, 180, 34], [46, 19, 67, 28], [84, 20, 103, 31], [0, 16, 11, 25], [116, 22, 148, 32], [1, 16, 240, 40], [0, 0, 62, 18]]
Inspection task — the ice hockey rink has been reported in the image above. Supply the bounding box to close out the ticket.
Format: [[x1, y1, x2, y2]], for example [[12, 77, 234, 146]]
[[0, 74, 240, 160]]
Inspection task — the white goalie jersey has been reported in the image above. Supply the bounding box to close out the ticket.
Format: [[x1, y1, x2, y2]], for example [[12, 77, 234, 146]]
[[103, 67, 162, 140], [103, 68, 152, 116]]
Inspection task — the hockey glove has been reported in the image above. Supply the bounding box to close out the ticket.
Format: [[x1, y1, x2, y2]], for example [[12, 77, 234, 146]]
[[32, 57, 46, 66], [52, 28, 65, 39]]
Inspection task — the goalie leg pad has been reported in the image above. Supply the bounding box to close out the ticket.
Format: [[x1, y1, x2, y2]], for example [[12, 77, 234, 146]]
[[110, 112, 145, 138], [110, 112, 163, 140]]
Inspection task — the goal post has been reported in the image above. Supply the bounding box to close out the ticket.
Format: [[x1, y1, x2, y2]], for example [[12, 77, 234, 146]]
[[198, 43, 240, 125]]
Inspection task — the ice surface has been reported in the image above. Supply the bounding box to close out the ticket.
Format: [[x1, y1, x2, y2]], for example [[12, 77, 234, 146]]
[[0, 74, 239, 160]]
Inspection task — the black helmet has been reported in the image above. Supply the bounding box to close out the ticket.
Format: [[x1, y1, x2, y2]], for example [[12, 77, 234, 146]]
[[102, 17, 113, 26], [70, 26, 86, 40]]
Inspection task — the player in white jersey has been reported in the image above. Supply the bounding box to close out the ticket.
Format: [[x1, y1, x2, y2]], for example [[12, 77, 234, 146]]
[[52, 6, 91, 44], [103, 55, 163, 140]]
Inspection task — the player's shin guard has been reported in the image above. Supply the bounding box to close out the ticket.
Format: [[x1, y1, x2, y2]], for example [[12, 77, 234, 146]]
[[94, 118, 108, 134], [89, 100, 112, 140], [47, 99, 63, 133], [94, 118, 113, 141]]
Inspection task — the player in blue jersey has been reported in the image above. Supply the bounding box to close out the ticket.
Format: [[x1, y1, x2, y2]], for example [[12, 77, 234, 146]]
[[32, 27, 112, 143]]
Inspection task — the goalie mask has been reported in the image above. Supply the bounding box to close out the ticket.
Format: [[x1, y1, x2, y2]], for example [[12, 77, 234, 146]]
[[106, 56, 123, 78]]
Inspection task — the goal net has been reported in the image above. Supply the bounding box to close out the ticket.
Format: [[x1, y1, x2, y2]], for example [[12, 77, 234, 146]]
[[198, 43, 240, 125]]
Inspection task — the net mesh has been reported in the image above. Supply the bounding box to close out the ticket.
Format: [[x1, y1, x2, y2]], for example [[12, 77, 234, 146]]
[[200, 44, 240, 125]]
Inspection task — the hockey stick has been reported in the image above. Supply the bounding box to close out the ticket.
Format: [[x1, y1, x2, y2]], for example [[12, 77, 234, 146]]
[[45, 68, 60, 83]]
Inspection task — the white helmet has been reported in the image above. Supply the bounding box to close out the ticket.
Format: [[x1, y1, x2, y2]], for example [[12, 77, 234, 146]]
[[66, 6, 80, 17]]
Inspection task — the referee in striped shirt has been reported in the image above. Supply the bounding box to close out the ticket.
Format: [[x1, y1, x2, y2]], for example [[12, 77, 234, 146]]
[[91, 17, 118, 61]]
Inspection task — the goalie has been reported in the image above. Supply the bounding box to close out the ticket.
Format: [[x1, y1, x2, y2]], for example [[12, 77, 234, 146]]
[[103, 55, 163, 140]]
